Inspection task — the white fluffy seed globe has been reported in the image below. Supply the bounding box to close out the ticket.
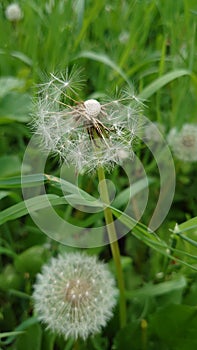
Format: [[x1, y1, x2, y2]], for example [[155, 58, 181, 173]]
[[33, 252, 118, 340]]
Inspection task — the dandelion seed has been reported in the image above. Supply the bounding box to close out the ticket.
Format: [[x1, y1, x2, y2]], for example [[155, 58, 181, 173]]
[[32, 67, 142, 173], [5, 3, 23, 22], [167, 123, 197, 162], [33, 252, 118, 340]]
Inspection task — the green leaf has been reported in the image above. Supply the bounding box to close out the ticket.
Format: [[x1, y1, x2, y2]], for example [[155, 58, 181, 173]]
[[149, 304, 197, 350], [113, 322, 142, 350], [0, 174, 47, 188], [41, 330, 56, 350], [112, 177, 154, 208], [126, 276, 187, 299], [0, 247, 17, 258], [15, 323, 42, 350], [179, 216, 197, 232], [1, 317, 38, 345], [76, 51, 131, 86], [0, 77, 24, 98], [0, 92, 32, 123], [170, 219, 197, 254], [0, 191, 102, 226], [0, 194, 67, 225], [111, 206, 197, 269], [0, 155, 22, 177], [14, 245, 50, 275], [11, 51, 33, 66], [0, 173, 102, 209], [0, 331, 24, 340], [110, 205, 168, 254], [0, 191, 11, 200], [0, 174, 101, 206], [139, 69, 191, 99]]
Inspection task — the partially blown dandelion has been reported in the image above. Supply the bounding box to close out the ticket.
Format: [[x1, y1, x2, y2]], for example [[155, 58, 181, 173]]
[[32, 67, 141, 173], [167, 123, 197, 162], [33, 252, 118, 340]]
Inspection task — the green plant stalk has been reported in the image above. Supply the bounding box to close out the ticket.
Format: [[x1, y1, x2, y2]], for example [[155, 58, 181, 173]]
[[73, 339, 80, 350], [97, 166, 126, 328]]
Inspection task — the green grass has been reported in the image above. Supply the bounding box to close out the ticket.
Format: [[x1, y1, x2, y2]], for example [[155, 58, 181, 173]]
[[0, 0, 197, 349]]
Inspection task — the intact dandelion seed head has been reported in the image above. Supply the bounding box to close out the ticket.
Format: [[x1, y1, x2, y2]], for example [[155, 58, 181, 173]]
[[32, 67, 142, 173], [167, 124, 197, 162], [33, 252, 118, 340], [5, 3, 23, 22]]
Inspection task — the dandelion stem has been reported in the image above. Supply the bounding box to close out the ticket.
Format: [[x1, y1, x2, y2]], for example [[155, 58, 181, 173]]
[[73, 339, 80, 350], [97, 166, 126, 328]]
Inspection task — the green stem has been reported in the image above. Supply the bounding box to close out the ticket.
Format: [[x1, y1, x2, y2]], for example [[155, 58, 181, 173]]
[[97, 166, 126, 328], [73, 339, 80, 350]]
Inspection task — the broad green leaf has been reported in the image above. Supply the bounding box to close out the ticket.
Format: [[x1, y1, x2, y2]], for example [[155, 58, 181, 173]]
[[41, 330, 56, 350], [149, 304, 197, 350], [0, 92, 32, 123], [139, 69, 191, 99], [113, 322, 141, 350], [0, 77, 24, 98], [14, 245, 50, 275], [15, 323, 42, 350], [0, 264, 23, 291]]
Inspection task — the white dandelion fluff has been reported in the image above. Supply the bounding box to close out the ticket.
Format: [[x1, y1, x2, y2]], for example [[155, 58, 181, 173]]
[[5, 3, 23, 22], [33, 252, 118, 340], [167, 123, 197, 162], [32, 67, 142, 173]]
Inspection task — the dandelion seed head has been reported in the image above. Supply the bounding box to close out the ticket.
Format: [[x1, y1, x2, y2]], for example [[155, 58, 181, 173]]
[[5, 3, 23, 22], [33, 252, 118, 340], [32, 68, 142, 172], [167, 123, 197, 162]]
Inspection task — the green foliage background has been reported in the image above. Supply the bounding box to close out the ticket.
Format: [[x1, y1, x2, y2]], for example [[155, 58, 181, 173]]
[[0, 0, 197, 349]]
